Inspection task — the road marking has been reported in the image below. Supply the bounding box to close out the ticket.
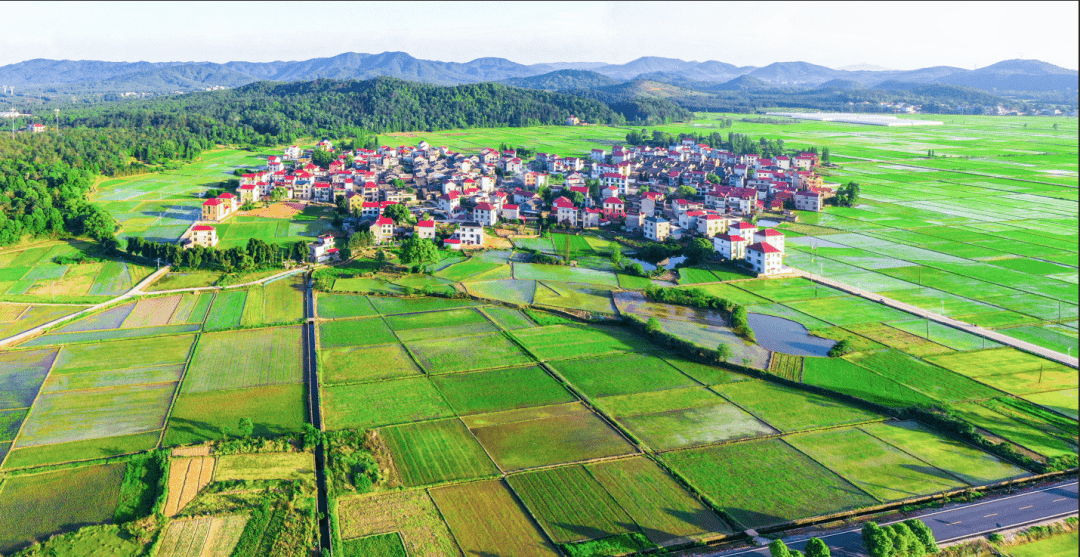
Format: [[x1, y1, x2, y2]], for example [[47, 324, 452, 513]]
[[1053, 498, 1067, 502], [1019, 505, 1033, 510], [948, 521, 962, 525], [984, 513, 997, 518]]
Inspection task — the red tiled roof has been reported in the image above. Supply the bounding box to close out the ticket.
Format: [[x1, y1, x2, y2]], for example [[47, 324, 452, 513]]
[[733, 222, 756, 229], [192, 225, 214, 231], [202, 199, 221, 206], [218, 193, 236, 198], [748, 242, 781, 254], [717, 234, 745, 242], [375, 217, 394, 226], [603, 197, 623, 205], [502, 204, 519, 210], [475, 202, 495, 211], [416, 220, 436, 228], [759, 229, 784, 236]]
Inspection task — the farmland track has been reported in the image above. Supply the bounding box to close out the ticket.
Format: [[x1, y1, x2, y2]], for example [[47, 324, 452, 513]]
[[792, 269, 1079, 369], [304, 273, 334, 555]]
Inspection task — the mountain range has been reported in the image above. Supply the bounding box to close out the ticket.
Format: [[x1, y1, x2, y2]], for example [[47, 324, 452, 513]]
[[1, 52, 1075, 95]]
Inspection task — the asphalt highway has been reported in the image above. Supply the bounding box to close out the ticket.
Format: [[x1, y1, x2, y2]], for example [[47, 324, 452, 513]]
[[707, 480, 1078, 556]]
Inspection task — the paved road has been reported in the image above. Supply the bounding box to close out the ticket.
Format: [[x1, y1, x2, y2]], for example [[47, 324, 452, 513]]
[[709, 480, 1079, 556], [792, 269, 1079, 368]]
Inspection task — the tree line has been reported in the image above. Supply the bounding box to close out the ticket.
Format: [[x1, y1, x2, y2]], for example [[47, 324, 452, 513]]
[[125, 236, 307, 271]]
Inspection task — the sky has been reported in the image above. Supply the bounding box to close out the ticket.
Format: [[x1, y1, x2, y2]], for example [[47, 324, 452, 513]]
[[2, 1, 1077, 70]]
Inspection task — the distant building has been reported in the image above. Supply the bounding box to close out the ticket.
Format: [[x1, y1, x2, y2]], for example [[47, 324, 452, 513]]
[[372, 216, 395, 245]]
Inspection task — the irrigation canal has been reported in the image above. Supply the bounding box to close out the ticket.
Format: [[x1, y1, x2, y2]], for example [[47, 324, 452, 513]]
[[304, 273, 333, 555]]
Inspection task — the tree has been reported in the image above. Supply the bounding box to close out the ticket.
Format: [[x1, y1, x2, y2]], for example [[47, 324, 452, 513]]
[[311, 148, 334, 169], [822, 147, 831, 164], [236, 417, 254, 438], [861, 522, 893, 557], [349, 229, 374, 251], [685, 237, 714, 265], [675, 185, 697, 199], [706, 173, 721, 184], [391, 178, 406, 189], [769, 539, 792, 557], [903, 519, 939, 554], [805, 538, 831, 557], [384, 203, 414, 224], [886, 524, 909, 557], [399, 236, 439, 267], [834, 181, 860, 207], [717, 342, 732, 362], [375, 249, 387, 267], [645, 317, 661, 335], [335, 194, 349, 214], [828, 339, 853, 357]]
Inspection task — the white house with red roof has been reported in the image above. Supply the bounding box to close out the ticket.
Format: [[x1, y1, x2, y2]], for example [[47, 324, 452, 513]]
[[438, 191, 461, 213], [502, 204, 520, 221], [373, 216, 395, 245], [414, 220, 437, 240], [697, 214, 728, 238], [640, 191, 663, 217], [794, 190, 823, 212], [590, 148, 606, 162], [187, 225, 218, 248], [730, 221, 758, 243], [310, 234, 339, 263], [602, 197, 625, 217], [581, 207, 602, 228], [554, 196, 577, 225], [473, 202, 498, 227], [445, 221, 484, 248], [713, 233, 748, 260], [602, 172, 629, 196], [754, 229, 786, 253], [238, 184, 260, 205], [747, 242, 784, 275]]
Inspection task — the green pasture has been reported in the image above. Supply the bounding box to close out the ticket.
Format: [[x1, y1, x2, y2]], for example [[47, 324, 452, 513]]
[[184, 326, 303, 392], [551, 352, 698, 398], [319, 317, 397, 348], [406, 332, 534, 374]]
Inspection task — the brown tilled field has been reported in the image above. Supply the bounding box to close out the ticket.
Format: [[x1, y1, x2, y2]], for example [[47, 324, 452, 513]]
[[156, 515, 248, 557], [165, 456, 216, 516], [241, 202, 306, 219]]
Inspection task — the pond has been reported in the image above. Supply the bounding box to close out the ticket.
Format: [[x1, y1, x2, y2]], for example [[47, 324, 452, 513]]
[[756, 219, 781, 228], [623, 255, 687, 271], [748, 313, 836, 357]]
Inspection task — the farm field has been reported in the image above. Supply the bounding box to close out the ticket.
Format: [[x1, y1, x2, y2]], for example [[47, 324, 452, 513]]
[[0, 240, 154, 303], [462, 403, 636, 471], [5, 116, 1078, 555], [382, 418, 499, 486], [430, 479, 560, 557], [337, 490, 463, 557], [164, 383, 307, 445], [662, 438, 878, 529], [0, 462, 126, 553]]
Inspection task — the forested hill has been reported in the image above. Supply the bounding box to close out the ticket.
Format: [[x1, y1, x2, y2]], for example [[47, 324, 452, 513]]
[[62, 77, 626, 142]]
